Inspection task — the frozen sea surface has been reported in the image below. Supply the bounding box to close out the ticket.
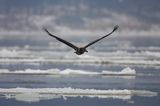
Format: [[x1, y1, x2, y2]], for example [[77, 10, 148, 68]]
[[0, 36, 160, 106]]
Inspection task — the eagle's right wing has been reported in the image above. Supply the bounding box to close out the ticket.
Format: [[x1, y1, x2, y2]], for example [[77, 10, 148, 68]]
[[43, 27, 78, 51]]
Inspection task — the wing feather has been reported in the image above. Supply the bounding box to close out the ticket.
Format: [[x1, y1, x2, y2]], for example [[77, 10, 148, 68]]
[[84, 25, 119, 48], [43, 27, 78, 51]]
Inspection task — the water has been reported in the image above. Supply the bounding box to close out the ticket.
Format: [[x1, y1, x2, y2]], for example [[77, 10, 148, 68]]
[[0, 36, 160, 106]]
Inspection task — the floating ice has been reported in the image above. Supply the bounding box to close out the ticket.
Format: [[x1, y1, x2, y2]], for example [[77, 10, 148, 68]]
[[0, 67, 136, 76], [102, 67, 136, 75], [0, 87, 157, 103], [1, 48, 160, 68], [0, 56, 160, 68], [0, 48, 31, 57]]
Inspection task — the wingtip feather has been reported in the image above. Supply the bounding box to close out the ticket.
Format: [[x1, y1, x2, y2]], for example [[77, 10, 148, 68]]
[[113, 25, 119, 32]]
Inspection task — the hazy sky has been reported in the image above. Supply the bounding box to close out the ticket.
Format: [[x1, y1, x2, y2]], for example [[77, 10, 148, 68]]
[[0, 0, 160, 37]]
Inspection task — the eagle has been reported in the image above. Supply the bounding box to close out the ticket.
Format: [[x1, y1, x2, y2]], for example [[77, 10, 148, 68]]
[[43, 25, 118, 55]]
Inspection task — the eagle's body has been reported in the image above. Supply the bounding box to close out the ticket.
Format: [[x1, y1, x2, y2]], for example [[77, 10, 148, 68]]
[[75, 48, 88, 55]]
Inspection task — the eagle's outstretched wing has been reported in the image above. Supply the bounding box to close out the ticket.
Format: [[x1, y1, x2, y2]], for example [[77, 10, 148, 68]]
[[84, 25, 119, 48], [43, 27, 78, 51]]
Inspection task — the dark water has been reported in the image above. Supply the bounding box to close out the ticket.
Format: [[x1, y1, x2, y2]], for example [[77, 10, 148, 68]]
[[0, 36, 160, 106]]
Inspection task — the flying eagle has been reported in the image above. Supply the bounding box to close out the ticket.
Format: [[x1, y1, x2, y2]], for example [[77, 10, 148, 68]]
[[43, 25, 119, 55]]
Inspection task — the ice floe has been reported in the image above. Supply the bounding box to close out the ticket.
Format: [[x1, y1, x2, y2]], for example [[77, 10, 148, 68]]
[[0, 67, 136, 76], [0, 87, 157, 102]]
